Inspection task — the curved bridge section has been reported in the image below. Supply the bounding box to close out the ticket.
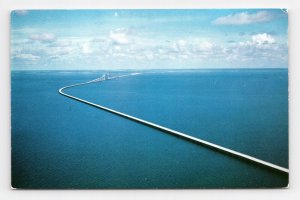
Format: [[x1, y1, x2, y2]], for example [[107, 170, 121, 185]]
[[59, 73, 289, 174]]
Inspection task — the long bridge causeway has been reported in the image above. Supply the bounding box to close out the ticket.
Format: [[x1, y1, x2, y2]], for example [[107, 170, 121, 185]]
[[59, 73, 289, 174]]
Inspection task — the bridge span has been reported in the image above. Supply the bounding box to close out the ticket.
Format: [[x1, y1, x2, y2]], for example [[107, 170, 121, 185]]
[[59, 73, 289, 174]]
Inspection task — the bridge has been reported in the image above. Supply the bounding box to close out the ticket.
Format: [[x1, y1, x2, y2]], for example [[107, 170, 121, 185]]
[[59, 72, 289, 174]]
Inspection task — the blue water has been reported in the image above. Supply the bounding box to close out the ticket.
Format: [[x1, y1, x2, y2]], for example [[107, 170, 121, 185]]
[[11, 69, 288, 188]]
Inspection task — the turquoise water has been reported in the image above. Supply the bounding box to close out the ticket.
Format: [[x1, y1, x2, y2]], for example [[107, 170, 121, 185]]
[[11, 69, 288, 188]]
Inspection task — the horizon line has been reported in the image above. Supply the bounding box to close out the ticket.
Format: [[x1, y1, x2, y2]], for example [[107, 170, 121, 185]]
[[11, 67, 288, 71]]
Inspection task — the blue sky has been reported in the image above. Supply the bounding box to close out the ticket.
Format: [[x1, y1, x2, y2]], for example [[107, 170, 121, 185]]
[[11, 9, 288, 70]]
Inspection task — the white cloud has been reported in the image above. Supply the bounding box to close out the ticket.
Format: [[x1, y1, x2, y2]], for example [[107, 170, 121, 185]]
[[14, 53, 40, 60], [251, 33, 275, 45], [81, 42, 93, 54], [196, 41, 214, 51], [146, 53, 154, 60], [213, 11, 273, 25], [172, 40, 187, 52], [223, 33, 286, 67], [178, 40, 186, 47], [30, 33, 56, 43], [109, 28, 132, 45], [53, 46, 74, 56]]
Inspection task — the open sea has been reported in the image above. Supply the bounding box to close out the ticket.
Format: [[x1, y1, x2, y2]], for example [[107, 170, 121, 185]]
[[11, 69, 288, 188]]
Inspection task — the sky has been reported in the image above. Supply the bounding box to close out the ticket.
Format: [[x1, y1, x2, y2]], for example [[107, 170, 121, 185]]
[[10, 9, 288, 70]]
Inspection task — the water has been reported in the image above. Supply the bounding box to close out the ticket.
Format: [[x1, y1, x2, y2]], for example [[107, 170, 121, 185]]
[[11, 69, 288, 188]]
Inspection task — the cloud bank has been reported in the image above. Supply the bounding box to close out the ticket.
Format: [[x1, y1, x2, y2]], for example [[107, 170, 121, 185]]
[[30, 33, 56, 43], [11, 29, 287, 69]]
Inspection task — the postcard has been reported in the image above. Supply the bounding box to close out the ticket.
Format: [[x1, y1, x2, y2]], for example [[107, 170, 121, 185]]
[[11, 9, 288, 189]]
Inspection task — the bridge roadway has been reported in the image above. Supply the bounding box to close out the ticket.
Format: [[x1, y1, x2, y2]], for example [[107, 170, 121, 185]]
[[59, 73, 289, 174]]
